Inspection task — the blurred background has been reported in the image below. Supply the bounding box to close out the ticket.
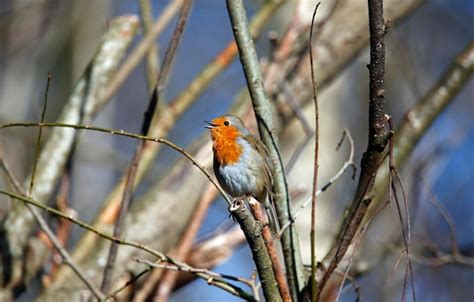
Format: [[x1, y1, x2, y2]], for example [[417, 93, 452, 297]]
[[0, 0, 473, 301]]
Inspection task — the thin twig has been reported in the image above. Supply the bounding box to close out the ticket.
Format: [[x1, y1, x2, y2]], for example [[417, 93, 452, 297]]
[[308, 3, 321, 300], [421, 178, 460, 257], [279, 128, 355, 236], [105, 266, 152, 300], [386, 114, 415, 302], [135, 259, 256, 301], [28, 73, 50, 198], [334, 201, 389, 302]]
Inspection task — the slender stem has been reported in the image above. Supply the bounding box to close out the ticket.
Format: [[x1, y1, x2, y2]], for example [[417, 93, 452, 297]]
[[135, 259, 255, 301], [308, 3, 321, 301], [28, 73, 50, 197]]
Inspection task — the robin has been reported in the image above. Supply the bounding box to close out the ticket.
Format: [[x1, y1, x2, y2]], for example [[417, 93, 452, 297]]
[[206, 114, 278, 231]]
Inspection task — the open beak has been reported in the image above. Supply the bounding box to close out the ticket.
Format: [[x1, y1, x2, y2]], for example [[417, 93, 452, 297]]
[[204, 121, 217, 129]]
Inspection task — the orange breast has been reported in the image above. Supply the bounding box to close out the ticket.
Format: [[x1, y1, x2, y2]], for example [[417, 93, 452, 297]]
[[211, 128, 242, 165]]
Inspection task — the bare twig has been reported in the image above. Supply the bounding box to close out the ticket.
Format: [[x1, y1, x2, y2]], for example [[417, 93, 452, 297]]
[[135, 259, 255, 301], [422, 179, 459, 256], [105, 267, 152, 300], [308, 4, 321, 300], [418, 178, 474, 266], [335, 201, 389, 302], [279, 128, 355, 235], [28, 73, 50, 198], [387, 115, 415, 302]]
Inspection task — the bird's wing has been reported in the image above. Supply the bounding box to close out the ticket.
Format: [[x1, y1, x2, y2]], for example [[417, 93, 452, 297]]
[[243, 134, 273, 194], [244, 134, 279, 232]]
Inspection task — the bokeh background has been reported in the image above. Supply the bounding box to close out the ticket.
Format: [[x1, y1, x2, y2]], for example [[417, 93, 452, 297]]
[[0, 0, 473, 301]]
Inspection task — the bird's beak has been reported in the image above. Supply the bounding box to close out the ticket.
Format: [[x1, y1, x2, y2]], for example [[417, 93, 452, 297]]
[[204, 121, 217, 129]]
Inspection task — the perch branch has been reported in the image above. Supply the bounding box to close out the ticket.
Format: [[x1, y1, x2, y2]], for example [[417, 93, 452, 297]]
[[249, 200, 291, 301], [230, 199, 282, 302]]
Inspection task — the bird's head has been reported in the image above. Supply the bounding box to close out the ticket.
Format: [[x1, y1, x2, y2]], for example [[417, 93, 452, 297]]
[[205, 115, 249, 142]]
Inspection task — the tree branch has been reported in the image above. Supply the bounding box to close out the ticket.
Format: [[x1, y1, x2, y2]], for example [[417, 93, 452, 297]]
[[230, 199, 282, 302]]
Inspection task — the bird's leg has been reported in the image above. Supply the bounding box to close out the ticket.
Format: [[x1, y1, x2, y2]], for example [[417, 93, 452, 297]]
[[228, 197, 246, 221]]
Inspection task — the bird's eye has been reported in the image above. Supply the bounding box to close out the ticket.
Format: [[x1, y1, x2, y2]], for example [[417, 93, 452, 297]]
[[224, 121, 230, 126]]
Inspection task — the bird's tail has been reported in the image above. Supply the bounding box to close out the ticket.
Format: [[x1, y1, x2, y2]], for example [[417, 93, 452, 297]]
[[264, 200, 279, 234]]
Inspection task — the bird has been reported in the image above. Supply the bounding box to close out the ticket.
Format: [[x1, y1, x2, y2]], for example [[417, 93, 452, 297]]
[[205, 114, 278, 231]]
